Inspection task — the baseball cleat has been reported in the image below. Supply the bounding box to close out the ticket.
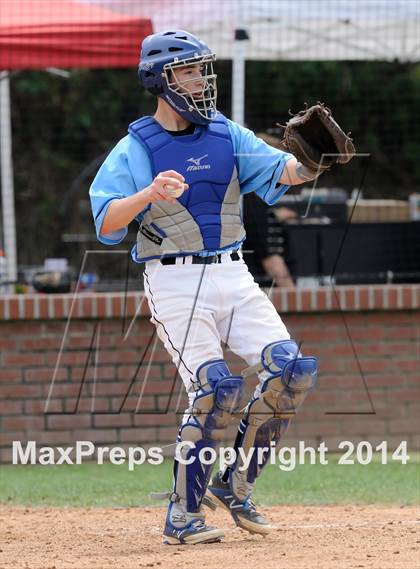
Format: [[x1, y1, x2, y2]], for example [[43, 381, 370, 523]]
[[163, 518, 224, 545], [207, 471, 274, 535]]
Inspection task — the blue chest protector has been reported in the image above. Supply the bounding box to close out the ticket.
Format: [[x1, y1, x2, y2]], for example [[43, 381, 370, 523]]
[[128, 113, 246, 262]]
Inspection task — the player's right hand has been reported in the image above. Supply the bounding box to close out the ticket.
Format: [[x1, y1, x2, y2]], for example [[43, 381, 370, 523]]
[[144, 170, 189, 204]]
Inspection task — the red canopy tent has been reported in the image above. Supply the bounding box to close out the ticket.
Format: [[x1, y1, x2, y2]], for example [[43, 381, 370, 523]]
[[0, 1, 153, 288], [0, 0, 152, 69]]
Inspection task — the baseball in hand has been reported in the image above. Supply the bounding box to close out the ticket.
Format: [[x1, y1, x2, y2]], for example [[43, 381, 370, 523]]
[[165, 183, 185, 198]]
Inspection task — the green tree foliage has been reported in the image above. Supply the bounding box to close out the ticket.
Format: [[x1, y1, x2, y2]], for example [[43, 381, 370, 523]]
[[246, 61, 420, 197]]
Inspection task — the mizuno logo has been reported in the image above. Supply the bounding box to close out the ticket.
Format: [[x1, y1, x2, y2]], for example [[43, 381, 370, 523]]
[[186, 154, 211, 172], [187, 154, 208, 166], [224, 495, 242, 510]]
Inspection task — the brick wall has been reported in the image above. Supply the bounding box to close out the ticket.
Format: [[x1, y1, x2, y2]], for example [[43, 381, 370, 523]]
[[0, 285, 419, 463]]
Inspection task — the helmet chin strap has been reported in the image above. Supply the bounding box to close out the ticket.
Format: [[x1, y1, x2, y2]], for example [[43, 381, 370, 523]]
[[154, 96, 192, 132]]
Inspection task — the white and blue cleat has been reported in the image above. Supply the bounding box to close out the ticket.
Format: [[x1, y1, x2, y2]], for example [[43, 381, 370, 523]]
[[163, 517, 224, 545], [153, 490, 225, 545], [207, 471, 274, 536]]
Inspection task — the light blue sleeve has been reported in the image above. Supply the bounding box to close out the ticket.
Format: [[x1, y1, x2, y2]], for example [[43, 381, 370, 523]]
[[226, 119, 295, 205], [89, 135, 153, 245]]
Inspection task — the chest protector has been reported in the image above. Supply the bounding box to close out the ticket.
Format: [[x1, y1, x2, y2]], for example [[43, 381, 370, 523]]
[[128, 114, 245, 262]]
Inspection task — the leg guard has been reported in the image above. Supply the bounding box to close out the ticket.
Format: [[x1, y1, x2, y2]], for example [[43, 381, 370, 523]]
[[172, 359, 243, 515], [229, 340, 317, 501]]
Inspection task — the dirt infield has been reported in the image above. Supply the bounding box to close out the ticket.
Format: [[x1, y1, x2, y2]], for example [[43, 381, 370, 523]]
[[0, 505, 419, 569]]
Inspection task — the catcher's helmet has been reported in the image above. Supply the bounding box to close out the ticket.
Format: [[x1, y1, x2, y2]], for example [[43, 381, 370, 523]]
[[138, 30, 217, 125]]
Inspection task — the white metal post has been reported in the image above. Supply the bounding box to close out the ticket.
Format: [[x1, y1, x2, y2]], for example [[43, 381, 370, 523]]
[[231, 29, 249, 125], [0, 71, 18, 293]]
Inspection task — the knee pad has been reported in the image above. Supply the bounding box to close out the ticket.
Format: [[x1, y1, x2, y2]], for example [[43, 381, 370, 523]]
[[173, 359, 243, 512], [260, 340, 318, 417], [192, 359, 244, 440], [249, 339, 317, 432], [229, 340, 317, 500]]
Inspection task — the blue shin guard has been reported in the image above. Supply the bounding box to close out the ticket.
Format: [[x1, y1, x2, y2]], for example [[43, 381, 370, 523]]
[[170, 359, 243, 515], [227, 340, 318, 501]]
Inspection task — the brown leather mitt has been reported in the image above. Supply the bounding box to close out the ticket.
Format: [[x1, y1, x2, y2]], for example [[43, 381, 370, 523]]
[[278, 102, 355, 173]]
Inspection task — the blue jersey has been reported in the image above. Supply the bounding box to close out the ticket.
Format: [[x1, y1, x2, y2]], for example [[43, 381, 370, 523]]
[[89, 117, 294, 261]]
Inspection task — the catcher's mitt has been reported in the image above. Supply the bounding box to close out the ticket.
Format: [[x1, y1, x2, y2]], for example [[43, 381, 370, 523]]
[[278, 102, 355, 173]]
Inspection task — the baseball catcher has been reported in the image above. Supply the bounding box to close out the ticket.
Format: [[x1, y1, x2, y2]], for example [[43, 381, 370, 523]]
[[90, 29, 355, 545]]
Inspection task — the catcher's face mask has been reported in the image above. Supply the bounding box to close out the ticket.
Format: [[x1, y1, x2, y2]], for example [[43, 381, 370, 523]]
[[139, 30, 218, 125], [163, 54, 218, 124]]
